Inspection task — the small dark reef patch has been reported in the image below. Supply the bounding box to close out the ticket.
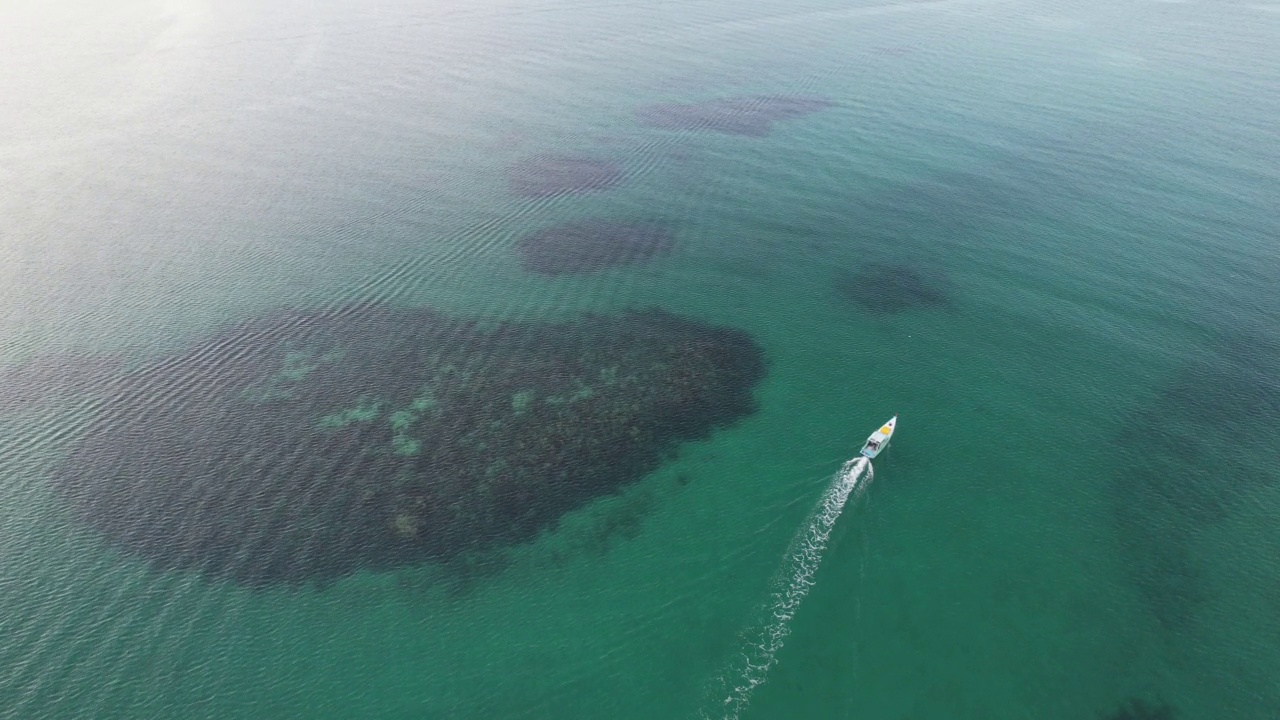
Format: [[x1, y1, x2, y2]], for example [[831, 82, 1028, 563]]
[[507, 154, 625, 198], [637, 94, 835, 136], [1102, 698, 1176, 720], [52, 304, 765, 586], [835, 261, 951, 314], [517, 220, 675, 275]]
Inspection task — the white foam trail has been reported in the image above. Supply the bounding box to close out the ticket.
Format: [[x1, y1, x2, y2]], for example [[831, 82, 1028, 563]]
[[703, 457, 873, 719]]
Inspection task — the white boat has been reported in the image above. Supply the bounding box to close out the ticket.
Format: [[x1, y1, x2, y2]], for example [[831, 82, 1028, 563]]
[[860, 415, 897, 459]]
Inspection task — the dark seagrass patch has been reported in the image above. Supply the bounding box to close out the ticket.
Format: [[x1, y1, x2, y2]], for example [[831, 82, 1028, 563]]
[[637, 94, 836, 136], [51, 304, 766, 587], [508, 154, 625, 198]]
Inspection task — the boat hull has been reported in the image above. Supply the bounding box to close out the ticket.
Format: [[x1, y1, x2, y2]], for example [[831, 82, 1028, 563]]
[[859, 415, 897, 459]]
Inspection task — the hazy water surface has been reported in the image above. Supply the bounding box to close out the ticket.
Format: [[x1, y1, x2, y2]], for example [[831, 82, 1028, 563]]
[[2, 0, 1278, 718]]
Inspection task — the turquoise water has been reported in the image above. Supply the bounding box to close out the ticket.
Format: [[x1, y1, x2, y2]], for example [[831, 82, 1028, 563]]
[[2, 0, 1279, 717]]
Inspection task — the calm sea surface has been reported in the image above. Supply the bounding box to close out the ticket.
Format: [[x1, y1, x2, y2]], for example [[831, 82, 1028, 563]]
[[2, 0, 1279, 718]]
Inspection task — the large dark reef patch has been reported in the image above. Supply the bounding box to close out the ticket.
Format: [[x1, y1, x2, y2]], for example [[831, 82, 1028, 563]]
[[507, 154, 625, 198], [0, 352, 129, 415], [835, 261, 952, 314], [636, 95, 835, 137], [52, 304, 765, 586], [516, 219, 675, 275]]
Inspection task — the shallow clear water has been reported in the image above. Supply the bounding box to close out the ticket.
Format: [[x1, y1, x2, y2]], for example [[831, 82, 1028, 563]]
[[2, 0, 1279, 717]]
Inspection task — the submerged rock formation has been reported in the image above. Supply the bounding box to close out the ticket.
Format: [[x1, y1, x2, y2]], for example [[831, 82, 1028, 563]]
[[835, 261, 951, 314], [507, 154, 625, 198], [516, 219, 675, 275], [0, 352, 129, 415], [1102, 698, 1176, 720], [53, 304, 765, 586], [637, 94, 835, 136], [1111, 331, 1280, 629]]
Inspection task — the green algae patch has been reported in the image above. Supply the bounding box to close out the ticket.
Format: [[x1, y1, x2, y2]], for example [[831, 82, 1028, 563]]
[[511, 390, 535, 414], [392, 435, 422, 457], [409, 387, 437, 413], [318, 397, 383, 429], [389, 410, 417, 432], [280, 352, 319, 381]]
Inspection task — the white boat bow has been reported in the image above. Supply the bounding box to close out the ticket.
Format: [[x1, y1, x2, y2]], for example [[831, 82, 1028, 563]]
[[860, 415, 897, 459]]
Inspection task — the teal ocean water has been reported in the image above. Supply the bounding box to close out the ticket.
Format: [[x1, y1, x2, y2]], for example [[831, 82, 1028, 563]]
[[2, 0, 1279, 717]]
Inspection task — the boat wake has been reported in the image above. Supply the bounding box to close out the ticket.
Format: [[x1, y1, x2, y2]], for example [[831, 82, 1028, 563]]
[[702, 456, 873, 719]]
